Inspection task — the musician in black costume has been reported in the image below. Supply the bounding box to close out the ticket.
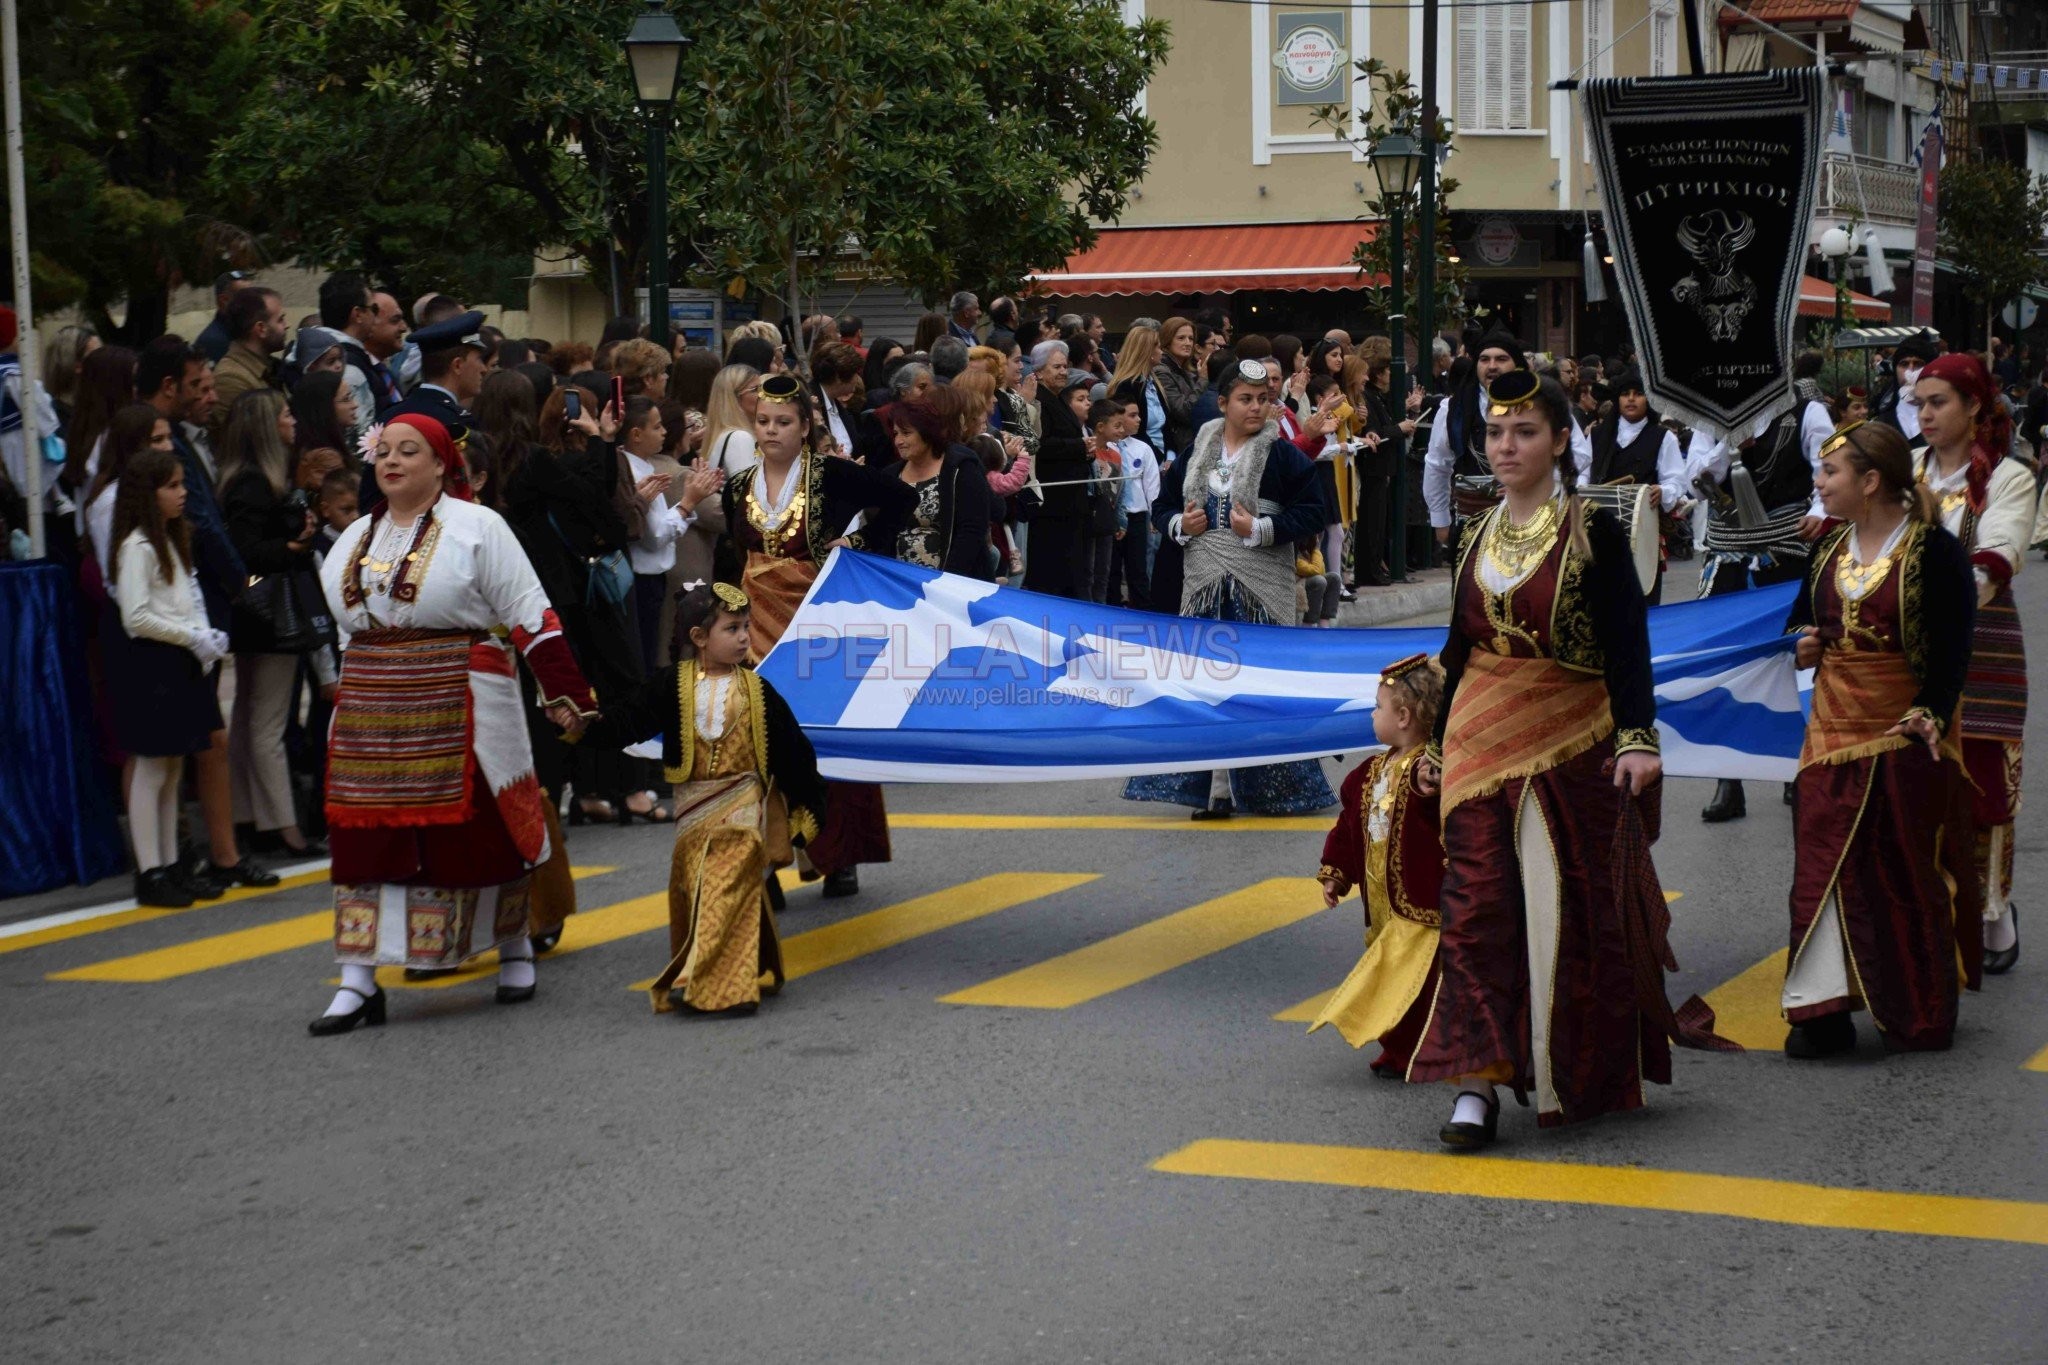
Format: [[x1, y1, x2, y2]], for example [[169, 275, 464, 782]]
[[1871, 334, 1936, 448], [1586, 369, 1690, 605], [1424, 332, 1595, 549], [1692, 365, 1834, 822]]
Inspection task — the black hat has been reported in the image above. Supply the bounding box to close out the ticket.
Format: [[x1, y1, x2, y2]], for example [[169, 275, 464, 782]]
[[1484, 368, 1544, 417], [1475, 330, 1526, 368], [1607, 366, 1646, 396], [1890, 333, 1938, 364], [410, 309, 488, 356]]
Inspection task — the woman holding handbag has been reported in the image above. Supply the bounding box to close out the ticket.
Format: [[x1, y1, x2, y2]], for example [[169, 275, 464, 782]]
[[216, 388, 328, 859]]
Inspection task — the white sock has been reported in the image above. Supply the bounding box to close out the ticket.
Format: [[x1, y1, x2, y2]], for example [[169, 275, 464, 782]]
[[1986, 903, 2018, 952], [498, 937, 537, 990], [128, 756, 174, 873], [1450, 1088, 1494, 1127], [156, 758, 183, 869], [323, 964, 379, 1016]]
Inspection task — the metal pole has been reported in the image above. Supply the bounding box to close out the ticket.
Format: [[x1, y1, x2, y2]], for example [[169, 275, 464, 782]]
[[1414, 0, 1439, 398], [3, 0, 43, 558], [1387, 197, 1410, 585], [646, 106, 669, 350]]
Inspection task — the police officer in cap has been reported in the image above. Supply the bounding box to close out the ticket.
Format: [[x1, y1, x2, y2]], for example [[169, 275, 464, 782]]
[[386, 309, 488, 431]]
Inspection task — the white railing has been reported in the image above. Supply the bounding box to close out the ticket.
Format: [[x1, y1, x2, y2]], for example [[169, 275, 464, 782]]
[[1817, 151, 1919, 227]]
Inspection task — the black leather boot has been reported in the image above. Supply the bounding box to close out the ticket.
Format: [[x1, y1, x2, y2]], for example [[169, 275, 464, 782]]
[[1702, 780, 1746, 823]]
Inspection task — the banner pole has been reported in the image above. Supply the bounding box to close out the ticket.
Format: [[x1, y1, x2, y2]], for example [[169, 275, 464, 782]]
[[3, 0, 43, 559]]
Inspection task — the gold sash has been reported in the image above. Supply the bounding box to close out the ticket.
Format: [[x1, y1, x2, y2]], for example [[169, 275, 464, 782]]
[[1440, 651, 1613, 815], [742, 550, 818, 662], [1801, 649, 1962, 770]]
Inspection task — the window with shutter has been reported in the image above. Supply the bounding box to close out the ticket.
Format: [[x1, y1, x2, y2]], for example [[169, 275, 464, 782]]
[[1456, 7, 1481, 130], [1458, 1, 1533, 132], [1651, 0, 1678, 77], [1585, 0, 1610, 80]]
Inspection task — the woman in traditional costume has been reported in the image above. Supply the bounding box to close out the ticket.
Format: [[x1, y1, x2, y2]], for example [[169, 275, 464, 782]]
[[718, 372, 914, 898], [1409, 371, 1733, 1148], [309, 415, 596, 1035], [1122, 359, 1336, 818], [1308, 654, 1445, 1077], [1912, 354, 2029, 974], [1781, 420, 1978, 1057], [574, 584, 825, 1016]]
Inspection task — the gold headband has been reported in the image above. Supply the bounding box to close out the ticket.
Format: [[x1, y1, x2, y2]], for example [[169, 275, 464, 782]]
[[712, 582, 750, 613], [757, 374, 803, 406], [1379, 651, 1432, 686], [1819, 419, 1869, 460], [1484, 370, 1543, 418]]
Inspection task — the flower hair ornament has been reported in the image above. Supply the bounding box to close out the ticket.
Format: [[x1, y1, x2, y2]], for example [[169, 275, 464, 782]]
[[356, 422, 383, 465]]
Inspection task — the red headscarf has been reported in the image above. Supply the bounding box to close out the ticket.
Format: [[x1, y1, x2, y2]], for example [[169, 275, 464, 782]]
[[1916, 352, 2006, 512], [380, 414, 473, 502]]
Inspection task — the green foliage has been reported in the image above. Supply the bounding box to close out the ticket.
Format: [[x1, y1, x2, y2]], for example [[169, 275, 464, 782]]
[[1937, 158, 2048, 317], [1, 1, 265, 341], [1312, 58, 1470, 336], [211, 0, 1167, 314]]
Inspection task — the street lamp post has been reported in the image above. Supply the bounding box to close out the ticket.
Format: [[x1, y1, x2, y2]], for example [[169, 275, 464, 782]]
[[1371, 132, 1426, 585], [623, 1, 687, 350], [1819, 224, 1855, 328]]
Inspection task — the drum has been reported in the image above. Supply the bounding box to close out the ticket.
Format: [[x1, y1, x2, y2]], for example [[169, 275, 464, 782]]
[[1579, 482, 1660, 596]]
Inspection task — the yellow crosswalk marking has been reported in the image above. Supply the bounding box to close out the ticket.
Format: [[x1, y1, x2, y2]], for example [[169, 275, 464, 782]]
[[1274, 989, 1335, 1023], [891, 813, 1329, 833], [48, 868, 616, 984], [1701, 948, 1790, 1051], [2024, 1043, 2048, 1074], [1152, 1139, 2048, 1247], [942, 877, 1327, 1010], [629, 873, 1099, 993], [0, 869, 331, 958]]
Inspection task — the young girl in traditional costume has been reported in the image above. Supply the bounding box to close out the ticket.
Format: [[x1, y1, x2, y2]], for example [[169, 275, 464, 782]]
[[1911, 353, 2030, 975], [1308, 653, 1445, 1078], [719, 372, 912, 898], [1410, 371, 1733, 1149], [576, 584, 826, 1017], [1781, 420, 1978, 1057]]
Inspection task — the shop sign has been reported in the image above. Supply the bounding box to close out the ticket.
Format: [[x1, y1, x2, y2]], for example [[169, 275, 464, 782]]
[[1474, 217, 1522, 267], [1275, 12, 1347, 105]]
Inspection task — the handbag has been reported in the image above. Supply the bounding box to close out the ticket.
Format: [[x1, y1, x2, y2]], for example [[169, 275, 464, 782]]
[[232, 568, 331, 654], [549, 510, 634, 609]]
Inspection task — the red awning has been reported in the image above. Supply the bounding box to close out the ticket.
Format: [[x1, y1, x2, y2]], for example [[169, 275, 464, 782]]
[[1029, 222, 1381, 297], [1798, 274, 1892, 322]]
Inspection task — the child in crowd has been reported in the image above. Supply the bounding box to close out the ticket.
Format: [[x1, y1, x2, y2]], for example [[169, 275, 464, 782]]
[[1107, 395, 1158, 609], [313, 468, 358, 563], [1308, 653, 1446, 1077], [108, 449, 231, 908], [573, 584, 826, 1017], [1084, 399, 1126, 604], [1294, 536, 1340, 627]]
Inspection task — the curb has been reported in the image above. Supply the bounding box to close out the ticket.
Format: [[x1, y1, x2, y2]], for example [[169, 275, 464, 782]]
[[1336, 569, 1455, 628]]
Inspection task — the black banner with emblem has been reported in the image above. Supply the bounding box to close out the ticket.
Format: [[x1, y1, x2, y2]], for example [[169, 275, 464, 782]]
[[1584, 70, 1825, 438]]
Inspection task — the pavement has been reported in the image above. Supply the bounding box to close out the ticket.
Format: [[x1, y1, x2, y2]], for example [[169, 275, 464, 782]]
[[4, 554, 2045, 1363]]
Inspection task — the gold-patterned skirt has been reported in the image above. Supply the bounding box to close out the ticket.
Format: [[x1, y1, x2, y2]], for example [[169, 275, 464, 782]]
[[648, 773, 785, 1013]]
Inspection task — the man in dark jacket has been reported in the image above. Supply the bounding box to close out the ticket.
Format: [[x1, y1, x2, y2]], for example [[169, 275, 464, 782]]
[[1023, 341, 1091, 599], [194, 270, 252, 363]]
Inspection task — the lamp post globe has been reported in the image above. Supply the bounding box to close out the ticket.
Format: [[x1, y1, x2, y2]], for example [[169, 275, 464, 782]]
[[623, 1, 688, 349]]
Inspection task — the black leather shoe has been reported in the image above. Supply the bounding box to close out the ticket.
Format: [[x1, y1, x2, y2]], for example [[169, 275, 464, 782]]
[[1783, 782, 1796, 806], [1439, 1090, 1500, 1150], [1190, 802, 1235, 822], [134, 868, 193, 909], [211, 858, 280, 889], [308, 987, 386, 1036], [495, 982, 537, 1005], [821, 868, 860, 899], [1702, 780, 1747, 823], [1785, 1012, 1857, 1059], [404, 966, 459, 981], [165, 864, 223, 902], [531, 926, 563, 955], [1985, 904, 2019, 976]]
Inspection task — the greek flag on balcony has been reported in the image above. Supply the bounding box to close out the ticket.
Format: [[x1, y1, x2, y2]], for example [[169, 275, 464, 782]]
[[1828, 86, 1853, 152], [758, 551, 1806, 785]]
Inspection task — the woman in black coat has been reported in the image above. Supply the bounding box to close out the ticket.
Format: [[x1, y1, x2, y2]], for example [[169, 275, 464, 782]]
[[872, 390, 994, 581]]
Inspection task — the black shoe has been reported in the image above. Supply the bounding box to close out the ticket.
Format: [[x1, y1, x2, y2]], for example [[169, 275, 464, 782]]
[[1783, 782, 1796, 806], [165, 864, 224, 902], [1985, 904, 2020, 976], [680, 998, 758, 1018], [1785, 1012, 1857, 1059], [134, 868, 194, 909], [1190, 802, 1235, 822], [821, 868, 860, 899], [308, 987, 386, 1036], [403, 966, 459, 981], [495, 981, 537, 1005], [210, 858, 280, 889], [531, 926, 563, 955], [1439, 1089, 1500, 1150], [1701, 780, 1747, 823]]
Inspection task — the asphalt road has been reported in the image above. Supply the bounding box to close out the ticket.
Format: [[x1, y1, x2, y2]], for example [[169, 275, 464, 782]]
[[5, 558, 2046, 1364]]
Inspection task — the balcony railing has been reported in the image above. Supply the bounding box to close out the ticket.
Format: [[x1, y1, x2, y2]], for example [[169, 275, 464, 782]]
[[1817, 151, 1919, 227]]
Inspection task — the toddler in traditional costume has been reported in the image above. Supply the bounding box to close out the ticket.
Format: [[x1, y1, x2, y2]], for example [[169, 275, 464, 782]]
[[575, 584, 826, 1017], [1307, 653, 1446, 1077]]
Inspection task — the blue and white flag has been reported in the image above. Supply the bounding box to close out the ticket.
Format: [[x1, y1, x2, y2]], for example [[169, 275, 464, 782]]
[[759, 551, 1804, 785]]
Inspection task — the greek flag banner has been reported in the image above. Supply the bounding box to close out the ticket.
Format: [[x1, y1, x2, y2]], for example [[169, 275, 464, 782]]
[[756, 551, 1804, 785]]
